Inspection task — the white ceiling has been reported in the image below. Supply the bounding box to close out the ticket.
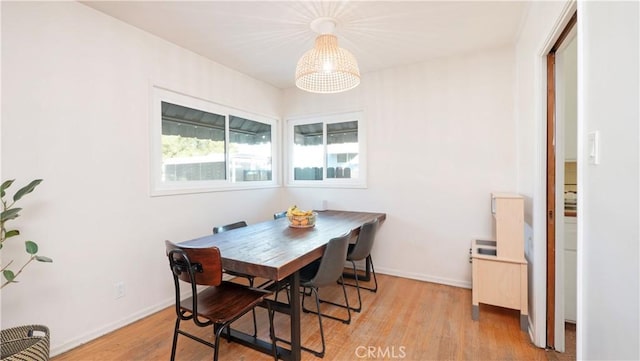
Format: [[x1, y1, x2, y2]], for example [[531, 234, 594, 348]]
[[82, 1, 529, 89]]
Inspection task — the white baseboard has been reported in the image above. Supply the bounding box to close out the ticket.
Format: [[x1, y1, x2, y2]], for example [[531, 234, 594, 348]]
[[528, 314, 536, 346], [374, 266, 471, 289], [50, 297, 175, 357]]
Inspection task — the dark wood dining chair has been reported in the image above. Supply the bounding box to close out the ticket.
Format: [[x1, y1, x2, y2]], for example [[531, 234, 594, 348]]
[[165, 241, 277, 361], [340, 218, 380, 312], [211, 220, 259, 336], [271, 233, 351, 358]]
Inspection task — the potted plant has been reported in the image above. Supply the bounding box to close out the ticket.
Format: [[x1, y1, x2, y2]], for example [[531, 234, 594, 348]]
[[1, 179, 52, 361]]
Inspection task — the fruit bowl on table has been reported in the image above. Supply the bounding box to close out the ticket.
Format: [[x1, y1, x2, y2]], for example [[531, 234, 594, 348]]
[[287, 212, 317, 228]]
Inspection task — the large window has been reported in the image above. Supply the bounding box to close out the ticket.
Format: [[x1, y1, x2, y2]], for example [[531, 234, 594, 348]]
[[151, 87, 277, 195], [287, 111, 365, 188]]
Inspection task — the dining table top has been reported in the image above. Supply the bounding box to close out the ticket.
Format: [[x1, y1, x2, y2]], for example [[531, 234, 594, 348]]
[[180, 210, 386, 282]]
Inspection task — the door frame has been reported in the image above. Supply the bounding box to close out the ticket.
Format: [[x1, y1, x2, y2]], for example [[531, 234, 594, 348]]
[[546, 11, 577, 351]]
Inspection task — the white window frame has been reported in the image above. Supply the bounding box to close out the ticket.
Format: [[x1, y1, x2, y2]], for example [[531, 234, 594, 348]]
[[285, 111, 366, 188], [150, 86, 279, 196]]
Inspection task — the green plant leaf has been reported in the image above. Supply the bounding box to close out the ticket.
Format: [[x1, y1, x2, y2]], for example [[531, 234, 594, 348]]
[[0, 208, 22, 222], [35, 256, 53, 263], [5, 230, 20, 238], [25, 240, 38, 254], [13, 179, 43, 202], [0, 180, 15, 198], [3, 270, 15, 282]]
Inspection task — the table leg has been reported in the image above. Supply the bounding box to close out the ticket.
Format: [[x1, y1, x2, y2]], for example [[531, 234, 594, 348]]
[[288, 271, 301, 361]]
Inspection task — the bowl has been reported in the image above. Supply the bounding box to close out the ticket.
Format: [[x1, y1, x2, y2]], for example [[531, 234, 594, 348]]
[[287, 212, 317, 228]]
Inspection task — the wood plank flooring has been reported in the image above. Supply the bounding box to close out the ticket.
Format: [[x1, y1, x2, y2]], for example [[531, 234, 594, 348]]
[[52, 274, 573, 360]]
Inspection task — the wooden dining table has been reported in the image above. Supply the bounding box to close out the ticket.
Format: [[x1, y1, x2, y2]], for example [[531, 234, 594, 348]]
[[180, 209, 386, 361]]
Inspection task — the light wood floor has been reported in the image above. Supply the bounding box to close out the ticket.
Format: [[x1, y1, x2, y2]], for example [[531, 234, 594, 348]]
[[53, 274, 573, 360]]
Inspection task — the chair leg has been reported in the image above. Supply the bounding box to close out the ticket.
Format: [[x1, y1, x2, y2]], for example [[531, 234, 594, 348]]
[[300, 284, 351, 357], [170, 318, 181, 361], [301, 286, 308, 310], [214, 323, 228, 361], [327, 260, 362, 312], [340, 255, 379, 293], [311, 287, 326, 358], [225, 323, 231, 343], [266, 300, 278, 361], [273, 281, 290, 305], [249, 277, 258, 337], [272, 288, 324, 358], [302, 283, 351, 324], [366, 256, 378, 292], [339, 276, 352, 324], [351, 261, 363, 312]]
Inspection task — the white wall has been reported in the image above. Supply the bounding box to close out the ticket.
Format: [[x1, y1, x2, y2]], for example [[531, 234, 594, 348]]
[[578, 1, 639, 359], [284, 47, 518, 287], [1, 2, 284, 355]]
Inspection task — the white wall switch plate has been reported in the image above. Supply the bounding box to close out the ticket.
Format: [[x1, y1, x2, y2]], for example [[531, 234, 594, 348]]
[[588, 131, 600, 165]]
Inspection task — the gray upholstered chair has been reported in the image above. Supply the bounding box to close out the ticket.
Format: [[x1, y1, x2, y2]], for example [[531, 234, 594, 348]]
[[271, 233, 351, 358], [341, 218, 380, 312], [273, 211, 287, 220]]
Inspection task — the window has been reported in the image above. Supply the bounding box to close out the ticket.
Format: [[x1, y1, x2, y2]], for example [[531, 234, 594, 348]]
[[287, 111, 366, 188], [151, 87, 277, 195]]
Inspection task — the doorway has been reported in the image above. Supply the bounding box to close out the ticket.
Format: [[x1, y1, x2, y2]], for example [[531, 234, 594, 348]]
[[546, 12, 577, 353]]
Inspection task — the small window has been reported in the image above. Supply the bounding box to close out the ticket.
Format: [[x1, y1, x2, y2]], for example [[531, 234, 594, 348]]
[[293, 122, 324, 180], [229, 115, 273, 182], [161, 102, 226, 182], [151, 87, 278, 195], [286, 111, 366, 188]]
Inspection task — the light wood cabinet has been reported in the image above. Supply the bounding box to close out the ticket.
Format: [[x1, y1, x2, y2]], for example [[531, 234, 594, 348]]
[[471, 193, 528, 331], [491, 192, 524, 259]]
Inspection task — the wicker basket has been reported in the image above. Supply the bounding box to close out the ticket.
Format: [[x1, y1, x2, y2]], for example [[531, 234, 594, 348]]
[[1, 325, 50, 361]]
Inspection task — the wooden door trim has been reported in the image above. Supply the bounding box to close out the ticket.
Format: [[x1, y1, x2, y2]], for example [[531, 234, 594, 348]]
[[546, 51, 557, 350]]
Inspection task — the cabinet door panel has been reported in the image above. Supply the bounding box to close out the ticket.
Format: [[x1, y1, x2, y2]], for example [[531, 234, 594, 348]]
[[476, 260, 520, 309]]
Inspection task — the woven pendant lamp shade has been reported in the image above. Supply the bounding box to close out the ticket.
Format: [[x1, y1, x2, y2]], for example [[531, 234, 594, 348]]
[[295, 34, 360, 94]]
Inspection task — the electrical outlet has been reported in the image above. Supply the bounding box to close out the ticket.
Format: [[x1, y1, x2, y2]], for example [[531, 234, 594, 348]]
[[114, 281, 125, 299]]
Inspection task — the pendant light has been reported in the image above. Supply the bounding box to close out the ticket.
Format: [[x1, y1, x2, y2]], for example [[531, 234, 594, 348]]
[[295, 17, 360, 94]]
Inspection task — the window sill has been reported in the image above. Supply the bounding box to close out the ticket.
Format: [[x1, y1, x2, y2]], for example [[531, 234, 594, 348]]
[[150, 182, 281, 197]]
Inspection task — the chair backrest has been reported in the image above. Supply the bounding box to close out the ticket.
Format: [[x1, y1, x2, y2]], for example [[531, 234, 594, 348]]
[[348, 218, 379, 261], [165, 240, 223, 286], [212, 220, 247, 234], [166, 241, 223, 326], [273, 211, 287, 220], [307, 233, 350, 288]]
